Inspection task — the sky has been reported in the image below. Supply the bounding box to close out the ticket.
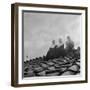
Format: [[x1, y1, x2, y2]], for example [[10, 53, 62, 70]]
[[23, 11, 81, 60]]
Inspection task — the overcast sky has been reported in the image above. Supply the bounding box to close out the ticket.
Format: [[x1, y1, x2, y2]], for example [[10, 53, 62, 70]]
[[23, 11, 81, 60]]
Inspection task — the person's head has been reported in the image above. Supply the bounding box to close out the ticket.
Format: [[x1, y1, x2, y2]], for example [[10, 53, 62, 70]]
[[58, 38, 63, 44], [52, 40, 55, 45], [77, 46, 80, 50], [67, 36, 71, 41]]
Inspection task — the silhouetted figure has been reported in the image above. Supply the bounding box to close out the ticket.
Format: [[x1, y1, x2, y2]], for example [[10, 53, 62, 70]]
[[56, 38, 65, 58], [65, 36, 74, 54], [46, 40, 57, 60]]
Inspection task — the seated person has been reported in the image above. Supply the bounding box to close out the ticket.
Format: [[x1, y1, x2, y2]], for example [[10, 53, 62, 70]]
[[56, 38, 65, 58], [45, 40, 57, 60], [65, 36, 74, 54]]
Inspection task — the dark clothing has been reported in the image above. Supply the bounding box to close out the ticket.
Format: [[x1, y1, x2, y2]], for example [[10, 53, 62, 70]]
[[56, 44, 65, 58], [45, 44, 65, 60], [45, 45, 57, 60], [66, 40, 74, 53]]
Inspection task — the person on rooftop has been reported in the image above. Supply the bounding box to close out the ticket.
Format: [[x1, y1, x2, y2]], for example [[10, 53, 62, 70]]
[[65, 36, 74, 53], [56, 38, 65, 58], [45, 40, 57, 60]]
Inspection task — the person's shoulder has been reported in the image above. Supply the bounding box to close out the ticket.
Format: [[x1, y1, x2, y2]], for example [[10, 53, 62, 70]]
[[55, 45, 58, 48]]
